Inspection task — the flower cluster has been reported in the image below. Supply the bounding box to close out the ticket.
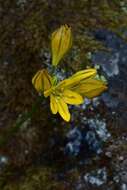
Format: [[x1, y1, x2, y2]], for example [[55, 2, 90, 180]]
[[32, 25, 107, 122]]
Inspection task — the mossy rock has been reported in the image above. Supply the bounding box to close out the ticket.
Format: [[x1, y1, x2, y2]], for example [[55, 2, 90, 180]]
[[1, 167, 67, 190]]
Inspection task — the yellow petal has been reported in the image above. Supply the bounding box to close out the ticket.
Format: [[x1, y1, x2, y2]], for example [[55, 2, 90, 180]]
[[71, 69, 96, 79], [51, 25, 72, 66], [73, 79, 107, 98], [63, 89, 84, 105], [32, 70, 44, 92], [50, 94, 58, 114], [51, 27, 63, 66], [32, 69, 52, 94], [44, 88, 52, 97], [58, 26, 72, 63], [43, 69, 52, 91], [57, 69, 97, 89], [57, 98, 70, 122]]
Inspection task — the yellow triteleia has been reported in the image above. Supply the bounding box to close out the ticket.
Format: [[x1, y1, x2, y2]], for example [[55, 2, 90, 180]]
[[51, 25, 72, 66], [32, 68, 107, 122]]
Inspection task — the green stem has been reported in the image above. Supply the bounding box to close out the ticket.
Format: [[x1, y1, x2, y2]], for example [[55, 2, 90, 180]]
[[51, 65, 57, 76], [0, 95, 44, 147]]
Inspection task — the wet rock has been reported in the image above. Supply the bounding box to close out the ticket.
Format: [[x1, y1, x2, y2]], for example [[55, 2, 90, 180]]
[[101, 93, 119, 109], [121, 183, 127, 190], [92, 29, 127, 131], [0, 155, 8, 170], [94, 29, 124, 50], [65, 116, 110, 157], [92, 51, 120, 77], [84, 167, 107, 186], [65, 128, 82, 156]]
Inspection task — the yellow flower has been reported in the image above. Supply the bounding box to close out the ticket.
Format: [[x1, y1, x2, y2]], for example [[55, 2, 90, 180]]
[[51, 25, 72, 66], [32, 68, 107, 122]]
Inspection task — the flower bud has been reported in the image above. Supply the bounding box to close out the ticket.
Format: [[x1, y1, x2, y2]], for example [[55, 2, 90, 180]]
[[32, 69, 51, 93], [51, 25, 72, 66]]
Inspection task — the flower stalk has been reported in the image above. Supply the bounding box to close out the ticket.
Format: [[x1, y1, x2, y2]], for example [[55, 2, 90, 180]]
[[32, 25, 108, 122]]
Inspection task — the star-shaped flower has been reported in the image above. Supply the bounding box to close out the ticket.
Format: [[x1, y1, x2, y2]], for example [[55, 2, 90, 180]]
[[32, 68, 107, 122]]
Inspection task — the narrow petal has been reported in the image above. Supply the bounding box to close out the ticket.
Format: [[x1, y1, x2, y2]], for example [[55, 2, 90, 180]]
[[57, 98, 70, 122], [57, 69, 97, 89], [70, 69, 96, 79], [63, 89, 84, 105], [43, 69, 52, 91], [50, 94, 58, 114], [32, 70, 44, 92], [51, 27, 63, 66], [32, 70, 41, 85], [58, 26, 72, 63], [73, 79, 107, 98]]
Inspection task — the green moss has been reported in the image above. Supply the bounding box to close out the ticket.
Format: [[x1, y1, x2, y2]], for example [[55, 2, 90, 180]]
[[1, 167, 68, 190]]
